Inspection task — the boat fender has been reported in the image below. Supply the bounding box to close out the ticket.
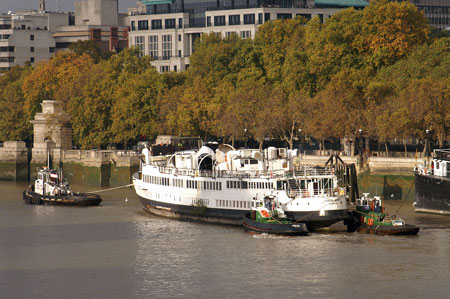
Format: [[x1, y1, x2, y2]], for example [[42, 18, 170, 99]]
[[368, 218, 374, 226]]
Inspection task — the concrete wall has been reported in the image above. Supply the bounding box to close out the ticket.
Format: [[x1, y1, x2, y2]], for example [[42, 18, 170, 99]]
[[0, 141, 29, 181], [75, 0, 118, 26]]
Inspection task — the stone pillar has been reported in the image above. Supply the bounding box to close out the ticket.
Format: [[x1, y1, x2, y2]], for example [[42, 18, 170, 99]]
[[30, 100, 72, 150]]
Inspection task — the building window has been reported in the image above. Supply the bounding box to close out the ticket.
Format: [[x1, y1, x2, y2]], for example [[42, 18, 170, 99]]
[[225, 32, 236, 38], [151, 19, 162, 30], [0, 34, 11, 40], [30, 47, 34, 53], [131, 21, 135, 31], [258, 13, 263, 24], [207, 16, 211, 27], [137, 20, 148, 30], [178, 34, 181, 42], [0, 46, 14, 52], [214, 16, 225, 26], [0, 24, 11, 29], [277, 14, 292, 20], [264, 13, 270, 23], [134, 36, 145, 57], [178, 18, 183, 28], [0, 57, 15, 62], [244, 14, 255, 25], [297, 13, 311, 21], [240, 31, 251, 39], [229, 15, 240, 25], [49, 47, 55, 53], [30, 57, 34, 63], [148, 35, 158, 58], [178, 50, 181, 57], [162, 35, 172, 59], [30, 35, 34, 40], [165, 18, 176, 29], [174, 65, 177, 72]]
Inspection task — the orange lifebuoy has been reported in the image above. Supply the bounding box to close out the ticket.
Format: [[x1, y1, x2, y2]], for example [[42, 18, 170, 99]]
[[260, 210, 270, 218], [368, 218, 374, 226]]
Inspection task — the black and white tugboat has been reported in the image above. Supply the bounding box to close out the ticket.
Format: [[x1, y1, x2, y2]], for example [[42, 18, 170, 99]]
[[414, 149, 450, 215], [23, 167, 102, 206], [242, 195, 309, 235]]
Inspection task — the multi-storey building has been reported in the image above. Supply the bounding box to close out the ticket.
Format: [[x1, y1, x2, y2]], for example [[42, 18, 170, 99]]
[[128, 0, 369, 72], [0, 12, 56, 71], [0, 0, 129, 71], [408, 0, 450, 30]]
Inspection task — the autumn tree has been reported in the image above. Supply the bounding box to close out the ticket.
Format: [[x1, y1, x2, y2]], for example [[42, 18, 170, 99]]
[[110, 67, 165, 147], [0, 65, 33, 141], [68, 40, 104, 62], [359, 0, 430, 70]]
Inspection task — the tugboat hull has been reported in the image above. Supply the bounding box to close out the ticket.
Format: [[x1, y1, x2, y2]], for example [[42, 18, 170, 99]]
[[23, 187, 101, 206], [414, 172, 450, 215], [242, 213, 309, 235], [358, 223, 419, 235]]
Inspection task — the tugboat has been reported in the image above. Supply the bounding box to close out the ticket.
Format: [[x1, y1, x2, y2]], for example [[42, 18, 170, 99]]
[[242, 195, 309, 236], [414, 149, 450, 215], [351, 193, 419, 235], [23, 167, 102, 206]]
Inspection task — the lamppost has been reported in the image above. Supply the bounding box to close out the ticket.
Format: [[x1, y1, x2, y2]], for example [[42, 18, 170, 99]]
[[359, 128, 363, 168], [425, 129, 430, 158], [298, 128, 302, 151], [244, 128, 248, 148]]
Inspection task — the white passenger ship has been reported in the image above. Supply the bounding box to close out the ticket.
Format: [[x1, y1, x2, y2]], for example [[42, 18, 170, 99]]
[[132, 145, 349, 230]]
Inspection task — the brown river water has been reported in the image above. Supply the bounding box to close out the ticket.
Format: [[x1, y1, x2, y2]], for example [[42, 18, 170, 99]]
[[1, 181, 450, 298]]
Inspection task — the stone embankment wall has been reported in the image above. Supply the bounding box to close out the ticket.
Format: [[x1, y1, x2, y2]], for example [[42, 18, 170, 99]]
[[0, 141, 30, 181], [0, 142, 139, 187], [299, 154, 420, 173]]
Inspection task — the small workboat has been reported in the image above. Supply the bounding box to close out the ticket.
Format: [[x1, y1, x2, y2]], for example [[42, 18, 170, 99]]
[[23, 167, 101, 206], [352, 193, 419, 235], [242, 196, 309, 235]]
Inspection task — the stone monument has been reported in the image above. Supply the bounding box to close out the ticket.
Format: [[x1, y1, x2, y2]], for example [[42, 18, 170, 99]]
[[30, 100, 72, 166]]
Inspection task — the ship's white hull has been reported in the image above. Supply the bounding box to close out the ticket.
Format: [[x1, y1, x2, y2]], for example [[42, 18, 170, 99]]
[[132, 170, 349, 230]]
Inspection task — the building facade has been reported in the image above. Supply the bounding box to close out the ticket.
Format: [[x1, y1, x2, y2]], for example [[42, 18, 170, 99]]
[[408, 0, 450, 30], [0, 12, 56, 71], [128, 0, 368, 72], [1, 0, 129, 71]]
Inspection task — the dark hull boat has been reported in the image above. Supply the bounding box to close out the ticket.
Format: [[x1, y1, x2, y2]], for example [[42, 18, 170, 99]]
[[357, 223, 419, 236], [414, 172, 450, 215], [414, 149, 450, 215], [23, 186, 102, 206], [352, 193, 420, 236], [242, 213, 309, 236]]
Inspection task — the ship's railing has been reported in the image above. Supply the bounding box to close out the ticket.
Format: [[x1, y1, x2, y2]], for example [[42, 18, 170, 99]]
[[292, 167, 334, 177], [287, 188, 339, 198], [155, 166, 287, 179], [149, 165, 336, 179]]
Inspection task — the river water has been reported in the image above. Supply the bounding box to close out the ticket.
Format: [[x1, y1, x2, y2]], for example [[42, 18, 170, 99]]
[[1, 181, 449, 298]]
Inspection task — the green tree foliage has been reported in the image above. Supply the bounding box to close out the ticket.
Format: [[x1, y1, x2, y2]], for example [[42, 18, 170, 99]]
[[3, 2, 448, 152], [111, 67, 164, 147], [68, 40, 104, 62], [359, 0, 430, 70], [0, 65, 32, 141]]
